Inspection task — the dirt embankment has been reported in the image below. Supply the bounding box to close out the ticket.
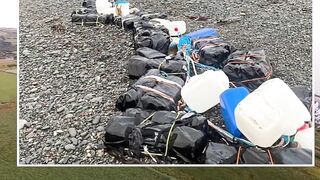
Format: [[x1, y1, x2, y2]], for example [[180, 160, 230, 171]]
[[0, 100, 16, 112], [0, 60, 17, 74]]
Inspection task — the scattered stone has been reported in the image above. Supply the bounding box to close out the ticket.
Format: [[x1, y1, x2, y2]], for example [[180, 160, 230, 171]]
[[84, 93, 94, 100], [19, 120, 28, 129], [65, 144, 76, 151], [97, 126, 104, 132], [70, 138, 78, 145], [26, 131, 35, 139], [57, 106, 66, 113], [92, 116, 100, 125], [68, 128, 77, 137], [41, 126, 50, 130]]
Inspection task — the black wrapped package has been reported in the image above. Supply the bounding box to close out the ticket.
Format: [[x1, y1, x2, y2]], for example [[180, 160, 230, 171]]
[[133, 23, 170, 54], [71, 13, 112, 26], [124, 108, 154, 120], [223, 49, 273, 91], [192, 37, 235, 68], [114, 15, 142, 30], [116, 69, 184, 111], [136, 47, 167, 59], [133, 20, 169, 37], [171, 126, 207, 161], [82, 0, 96, 8], [104, 116, 142, 146], [141, 123, 172, 150], [128, 47, 186, 79], [151, 111, 177, 124], [240, 148, 270, 164], [71, 8, 97, 15], [271, 148, 312, 164], [140, 12, 168, 21], [205, 142, 237, 164]]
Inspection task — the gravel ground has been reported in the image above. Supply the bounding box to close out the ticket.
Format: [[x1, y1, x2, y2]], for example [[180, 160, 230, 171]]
[[19, 0, 312, 164]]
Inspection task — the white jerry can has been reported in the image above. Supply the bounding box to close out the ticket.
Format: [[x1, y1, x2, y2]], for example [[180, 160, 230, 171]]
[[181, 70, 229, 113], [235, 78, 311, 147]]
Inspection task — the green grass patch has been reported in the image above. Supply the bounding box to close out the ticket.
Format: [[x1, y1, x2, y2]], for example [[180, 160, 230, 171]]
[[0, 72, 16, 102]]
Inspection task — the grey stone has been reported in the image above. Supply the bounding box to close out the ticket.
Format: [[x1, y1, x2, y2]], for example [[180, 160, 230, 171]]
[[92, 116, 100, 125], [57, 106, 66, 113], [68, 128, 77, 137], [64, 144, 76, 151], [70, 138, 78, 145], [97, 126, 104, 132]]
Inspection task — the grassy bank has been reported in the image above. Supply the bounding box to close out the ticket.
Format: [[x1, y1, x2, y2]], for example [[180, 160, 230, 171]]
[[0, 72, 16, 102]]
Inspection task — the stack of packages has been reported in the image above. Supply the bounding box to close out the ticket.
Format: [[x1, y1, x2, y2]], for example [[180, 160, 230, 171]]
[[71, 0, 313, 164]]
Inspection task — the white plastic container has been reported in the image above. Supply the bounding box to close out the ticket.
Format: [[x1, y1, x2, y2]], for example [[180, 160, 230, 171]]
[[150, 18, 187, 37], [181, 70, 229, 113], [115, 1, 130, 17], [294, 127, 314, 150], [96, 0, 115, 15], [235, 78, 311, 147]]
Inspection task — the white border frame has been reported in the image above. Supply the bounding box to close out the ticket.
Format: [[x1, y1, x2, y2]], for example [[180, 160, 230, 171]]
[[16, 0, 316, 167]]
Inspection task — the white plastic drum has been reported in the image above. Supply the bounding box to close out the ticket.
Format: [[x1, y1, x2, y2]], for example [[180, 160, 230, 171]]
[[235, 78, 311, 147], [150, 18, 187, 37], [294, 127, 314, 150], [96, 0, 114, 15], [181, 70, 229, 113]]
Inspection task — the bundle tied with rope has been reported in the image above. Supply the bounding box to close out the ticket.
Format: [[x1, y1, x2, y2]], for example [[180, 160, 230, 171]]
[[116, 69, 184, 111], [222, 49, 273, 91]]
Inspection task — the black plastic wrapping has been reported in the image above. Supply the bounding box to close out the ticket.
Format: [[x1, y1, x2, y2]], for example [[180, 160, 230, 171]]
[[240, 148, 270, 164], [133, 21, 170, 54], [223, 49, 272, 91], [104, 116, 142, 146], [204, 142, 237, 164], [116, 69, 184, 111], [271, 148, 312, 164], [124, 108, 154, 120], [82, 0, 96, 9], [171, 126, 207, 161], [193, 38, 235, 68], [128, 47, 186, 79], [71, 13, 113, 26]]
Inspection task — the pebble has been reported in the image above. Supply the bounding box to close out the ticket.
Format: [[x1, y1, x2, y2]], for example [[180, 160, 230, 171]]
[[97, 126, 104, 132], [92, 116, 100, 125], [57, 106, 66, 113], [19, 120, 28, 129], [68, 128, 77, 137], [65, 144, 76, 151]]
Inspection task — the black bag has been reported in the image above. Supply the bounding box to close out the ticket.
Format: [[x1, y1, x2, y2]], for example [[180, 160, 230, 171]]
[[116, 69, 184, 111], [82, 0, 96, 8], [133, 20, 169, 37], [71, 8, 97, 15], [192, 37, 235, 68], [104, 116, 142, 146], [71, 13, 111, 26], [204, 142, 237, 164], [170, 126, 208, 161], [271, 148, 312, 164], [223, 49, 273, 91], [240, 148, 271, 164], [140, 12, 167, 21], [133, 22, 170, 54], [114, 15, 142, 30], [128, 47, 186, 78], [124, 108, 154, 120], [141, 123, 173, 150]]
